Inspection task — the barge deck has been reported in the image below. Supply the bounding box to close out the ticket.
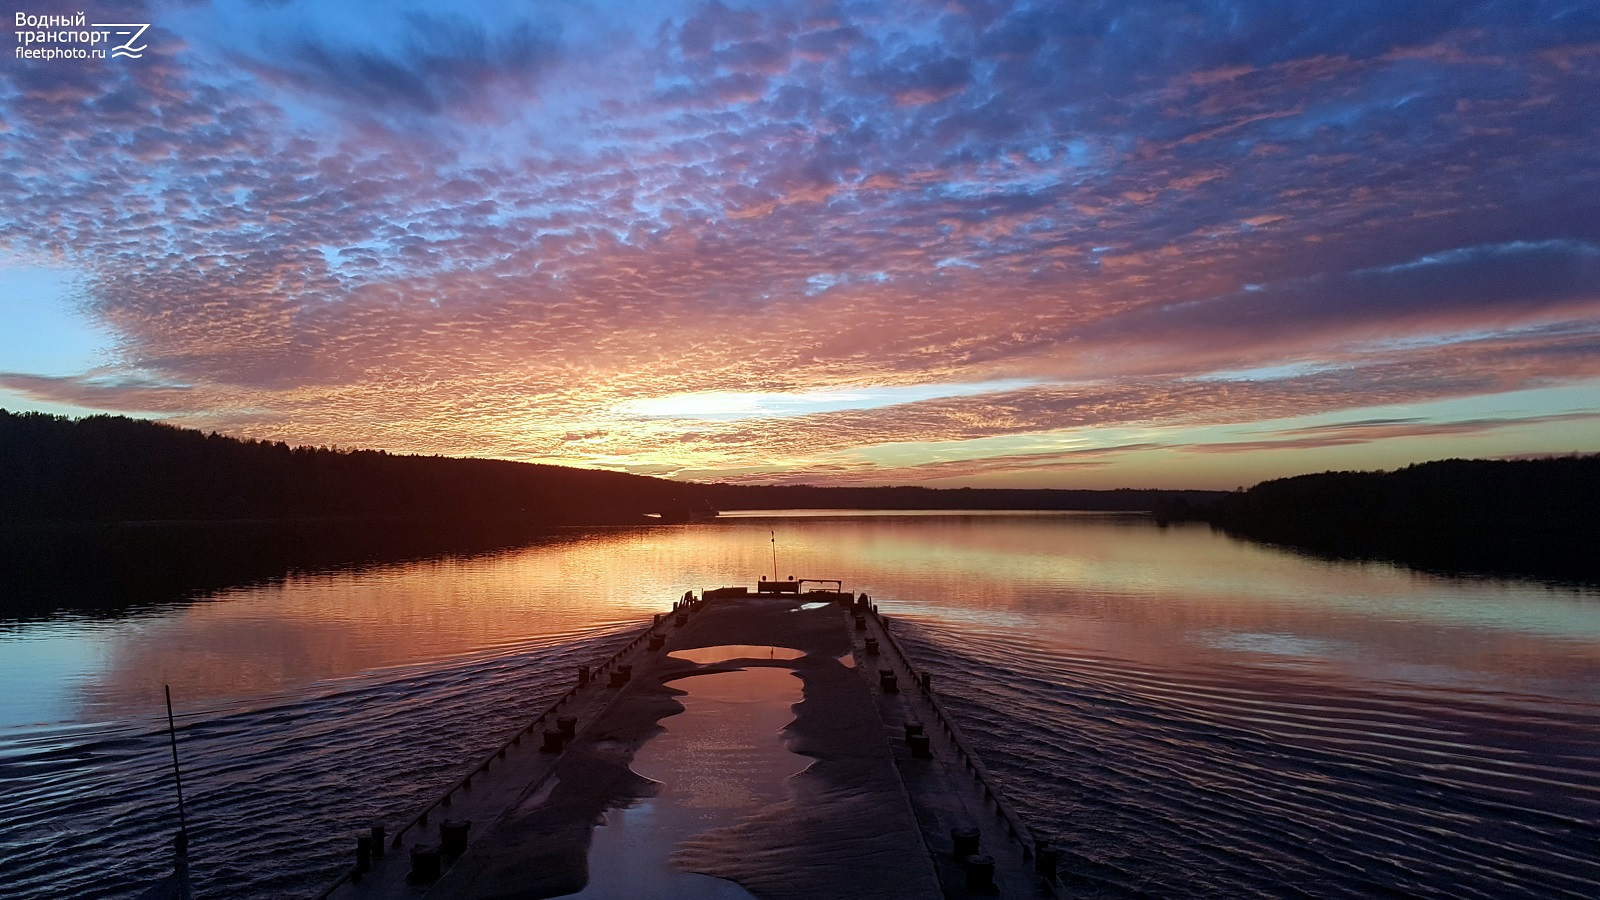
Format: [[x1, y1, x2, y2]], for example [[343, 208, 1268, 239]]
[[320, 587, 1060, 898]]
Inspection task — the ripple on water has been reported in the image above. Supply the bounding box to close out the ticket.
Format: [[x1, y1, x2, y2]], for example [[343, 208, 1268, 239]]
[[895, 620, 1600, 900], [0, 625, 640, 900]]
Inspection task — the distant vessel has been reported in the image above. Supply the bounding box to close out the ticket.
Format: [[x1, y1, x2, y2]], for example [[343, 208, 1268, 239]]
[[319, 581, 1061, 898], [651, 500, 720, 523]]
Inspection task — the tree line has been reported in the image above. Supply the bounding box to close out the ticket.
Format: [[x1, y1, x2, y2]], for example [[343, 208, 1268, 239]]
[[0, 410, 1208, 525], [1200, 455, 1600, 582], [0, 410, 694, 525]]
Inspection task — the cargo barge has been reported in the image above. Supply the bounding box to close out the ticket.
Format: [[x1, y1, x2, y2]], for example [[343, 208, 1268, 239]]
[[318, 583, 1061, 898]]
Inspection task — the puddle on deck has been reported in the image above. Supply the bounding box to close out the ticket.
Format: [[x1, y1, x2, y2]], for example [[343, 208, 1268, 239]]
[[561, 666, 808, 899], [669, 645, 805, 664]]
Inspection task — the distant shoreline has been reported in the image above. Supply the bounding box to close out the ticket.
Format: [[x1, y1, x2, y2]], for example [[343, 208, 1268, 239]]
[[1188, 456, 1600, 585], [1, 410, 1219, 528]]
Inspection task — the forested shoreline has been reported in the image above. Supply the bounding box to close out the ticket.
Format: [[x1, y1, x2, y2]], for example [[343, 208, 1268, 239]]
[[6, 410, 1594, 588], [1198, 456, 1600, 582], [0, 410, 1211, 524]]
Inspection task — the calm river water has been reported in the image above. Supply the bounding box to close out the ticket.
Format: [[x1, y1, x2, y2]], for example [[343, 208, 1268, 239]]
[[1, 512, 1597, 898]]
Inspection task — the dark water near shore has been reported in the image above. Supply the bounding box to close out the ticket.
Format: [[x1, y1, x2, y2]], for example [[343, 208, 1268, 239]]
[[1, 512, 1597, 898]]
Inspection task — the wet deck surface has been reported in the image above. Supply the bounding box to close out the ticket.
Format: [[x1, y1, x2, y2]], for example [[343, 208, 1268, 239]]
[[324, 592, 1056, 899]]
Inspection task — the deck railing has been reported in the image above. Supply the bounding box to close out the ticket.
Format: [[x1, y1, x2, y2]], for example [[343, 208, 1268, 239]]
[[863, 598, 1061, 894]]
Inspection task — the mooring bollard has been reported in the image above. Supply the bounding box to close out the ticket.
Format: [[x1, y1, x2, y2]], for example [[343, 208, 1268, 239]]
[[1030, 845, 1056, 877], [1035, 841, 1060, 878], [864, 637, 879, 654], [903, 720, 924, 739], [541, 729, 565, 752], [908, 733, 932, 759], [355, 834, 373, 873], [854, 615, 866, 631], [577, 665, 591, 686], [674, 612, 688, 627], [609, 670, 628, 688], [440, 819, 471, 856], [371, 824, 386, 857], [879, 668, 899, 693], [648, 633, 666, 650], [964, 853, 996, 891], [951, 825, 981, 858], [557, 716, 577, 738], [409, 844, 442, 882], [919, 671, 933, 691]]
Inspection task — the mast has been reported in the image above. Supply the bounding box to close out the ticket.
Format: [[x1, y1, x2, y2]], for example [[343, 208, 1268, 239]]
[[164, 685, 188, 839], [770, 529, 778, 583]]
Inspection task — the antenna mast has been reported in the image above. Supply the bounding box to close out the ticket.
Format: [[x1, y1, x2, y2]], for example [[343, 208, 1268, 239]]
[[164, 685, 189, 839], [770, 529, 778, 583]]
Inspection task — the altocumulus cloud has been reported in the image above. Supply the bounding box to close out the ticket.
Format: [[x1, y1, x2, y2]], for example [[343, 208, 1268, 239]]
[[0, 0, 1597, 484]]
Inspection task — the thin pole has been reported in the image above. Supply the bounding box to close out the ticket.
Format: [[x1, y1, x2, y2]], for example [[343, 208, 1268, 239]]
[[770, 530, 778, 583], [164, 685, 188, 837]]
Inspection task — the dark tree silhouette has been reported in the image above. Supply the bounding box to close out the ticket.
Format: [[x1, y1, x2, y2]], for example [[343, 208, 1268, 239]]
[[0, 410, 696, 525], [0, 410, 1213, 525], [1203, 456, 1600, 582]]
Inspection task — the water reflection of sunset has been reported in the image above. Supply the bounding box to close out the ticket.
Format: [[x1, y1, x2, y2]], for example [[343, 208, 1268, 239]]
[[3, 514, 1597, 900], [6, 513, 1592, 734]]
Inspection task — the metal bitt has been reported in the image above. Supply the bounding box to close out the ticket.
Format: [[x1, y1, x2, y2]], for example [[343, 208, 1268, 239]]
[[918, 671, 933, 692], [648, 633, 666, 651], [903, 721, 924, 739], [609, 664, 633, 688], [1034, 837, 1060, 879], [409, 844, 443, 883], [963, 853, 997, 892], [907, 733, 932, 759], [854, 615, 867, 631], [557, 716, 577, 739], [440, 819, 471, 856], [541, 729, 567, 753], [878, 668, 899, 693], [355, 835, 373, 874], [951, 825, 981, 858], [371, 825, 386, 857], [577, 665, 591, 686], [864, 637, 879, 654], [674, 612, 688, 627]]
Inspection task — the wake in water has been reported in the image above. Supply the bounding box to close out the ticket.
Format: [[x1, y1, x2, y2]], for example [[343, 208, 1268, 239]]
[[0, 625, 641, 900], [896, 620, 1600, 900]]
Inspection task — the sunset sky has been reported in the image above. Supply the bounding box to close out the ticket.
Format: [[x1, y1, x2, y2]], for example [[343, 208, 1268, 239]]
[[2, 0, 1598, 488]]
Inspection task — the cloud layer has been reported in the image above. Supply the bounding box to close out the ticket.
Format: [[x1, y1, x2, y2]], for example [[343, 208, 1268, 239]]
[[2, 0, 1598, 485]]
